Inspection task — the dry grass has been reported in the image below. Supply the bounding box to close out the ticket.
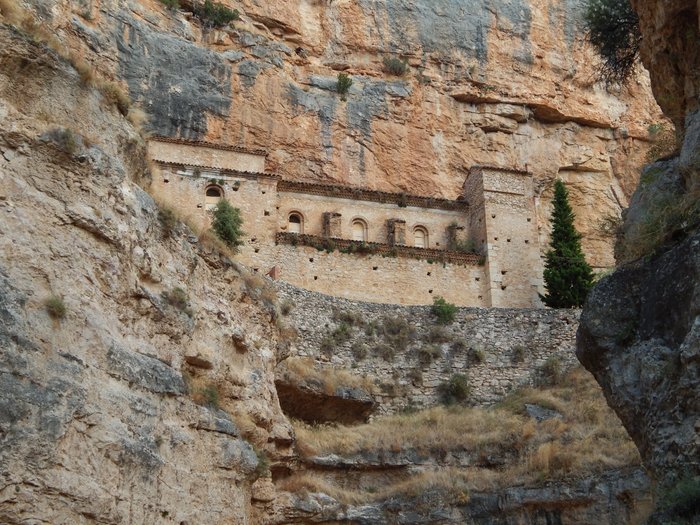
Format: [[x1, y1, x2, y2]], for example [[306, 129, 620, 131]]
[[294, 403, 521, 458], [617, 185, 700, 263], [1, 3, 134, 118], [292, 367, 640, 489], [278, 468, 471, 505], [282, 357, 376, 397], [127, 107, 149, 131]]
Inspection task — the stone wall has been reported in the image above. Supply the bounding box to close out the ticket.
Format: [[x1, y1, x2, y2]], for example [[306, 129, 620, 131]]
[[278, 190, 468, 248], [466, 167, 544, 307], [148, 139, 267, 173], [277, 282, 580, 414], [270, 243, 486, 306]]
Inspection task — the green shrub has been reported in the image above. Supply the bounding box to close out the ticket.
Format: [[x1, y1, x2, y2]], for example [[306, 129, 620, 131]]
[[253, 447, 271, 479], [417, 344, 441, 366], [159, 0, 180, 10], [332, 309, 364, 327], [45, 296, 66, 319], [373, 342, 395, 361], [336, 72, 352, 101], [198, 384, 220, 408], [46, 128, 79, 155], [426, 326, 452, 344], [450, 339, 468, 354], [431, 296, 457, 325], [449, 238, 479, 254], [158, 206, 178, 237], [583, 0, 640, 84], [331, 323, 352, 345], [541, 355, 564, 385], [469, 347, 485, 365], [512, 345, 526, 363], [438, 374, 470, 405], [351, 342, 368, 361], [658, 476, 700, 521], [319, 335, 335, 357], [211, 199, 244, 250], [162, 287, 193, 317], [192, 0, 239, 28], [646, 123, 678, 163], [382, 56, 409, 76], [380, 315, 416, 352], [407, 368, 423, 385], [279, 300, 293, 316]]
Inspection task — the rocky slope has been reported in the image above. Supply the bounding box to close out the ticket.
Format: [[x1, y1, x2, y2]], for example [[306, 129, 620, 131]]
[[577, 1, 700, 522], [22, 0, 663, 268], [0, 25, 294, 524]]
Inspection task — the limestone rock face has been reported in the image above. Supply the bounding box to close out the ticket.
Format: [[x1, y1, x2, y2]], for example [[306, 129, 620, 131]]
[[577, 4, 700, 507], [0, 27, 291, 524], [630, 0, 700, 137], [27, 0, 663, 268], [577, 230, 700, 487]]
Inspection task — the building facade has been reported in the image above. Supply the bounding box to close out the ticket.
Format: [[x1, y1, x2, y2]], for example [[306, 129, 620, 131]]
[[148, 137, 544, 307]]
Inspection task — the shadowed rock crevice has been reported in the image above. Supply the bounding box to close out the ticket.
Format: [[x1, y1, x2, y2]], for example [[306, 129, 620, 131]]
[[275, 377, 376, 425]]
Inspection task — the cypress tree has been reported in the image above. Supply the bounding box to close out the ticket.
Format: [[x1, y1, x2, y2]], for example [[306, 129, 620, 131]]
[[540, 180, 594, 308]]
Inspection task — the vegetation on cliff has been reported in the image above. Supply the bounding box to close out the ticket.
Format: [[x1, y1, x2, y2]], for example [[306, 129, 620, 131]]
[[290, 367, 640, 502], [583, 0, 641, 84], [211, 199, 244, 250], [541, 180, 594, 308]]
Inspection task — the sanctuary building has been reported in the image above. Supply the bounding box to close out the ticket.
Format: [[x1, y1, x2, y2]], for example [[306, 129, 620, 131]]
[[148, 137, 544, 307]]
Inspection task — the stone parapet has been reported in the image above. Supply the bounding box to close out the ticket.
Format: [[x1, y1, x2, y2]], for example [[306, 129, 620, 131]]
[[276, 232, 483, 265], [278, 180, 470, 211]]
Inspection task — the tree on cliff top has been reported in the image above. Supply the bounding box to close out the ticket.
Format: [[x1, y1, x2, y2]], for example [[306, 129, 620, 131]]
[[540, 180, 594, 308], [583, 0, 641, 84], [211, 199, 244, 251]]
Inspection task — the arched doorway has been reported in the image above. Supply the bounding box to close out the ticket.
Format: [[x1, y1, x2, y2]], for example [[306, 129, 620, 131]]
[[288, 212, 303, 234], [352, 218, 368, 242], [413, 226, 428, 248], [205, 185, 223, 211]]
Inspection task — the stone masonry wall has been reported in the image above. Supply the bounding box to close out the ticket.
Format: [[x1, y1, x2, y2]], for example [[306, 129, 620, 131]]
[[277, 282, 580, 415], [151, 164, 490, 306], [268, 243, 486, 306], [148, 140, 266, 173]]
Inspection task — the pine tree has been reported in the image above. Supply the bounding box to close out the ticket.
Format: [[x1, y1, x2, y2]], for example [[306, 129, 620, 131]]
[[540, 180, 594, 308]]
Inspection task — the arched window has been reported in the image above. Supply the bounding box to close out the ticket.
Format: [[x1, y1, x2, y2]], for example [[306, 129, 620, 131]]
[[413, 226, 428, 248], [205, 185, 223, 210], [351, 219, 368, 242], [288, 212, 303, 234]]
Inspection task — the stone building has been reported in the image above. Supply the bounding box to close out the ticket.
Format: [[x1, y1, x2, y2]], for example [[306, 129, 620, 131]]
[[148, 137, 544, 307]]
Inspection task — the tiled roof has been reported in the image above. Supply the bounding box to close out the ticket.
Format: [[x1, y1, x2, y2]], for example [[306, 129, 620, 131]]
[[150, 136, 268, 157]]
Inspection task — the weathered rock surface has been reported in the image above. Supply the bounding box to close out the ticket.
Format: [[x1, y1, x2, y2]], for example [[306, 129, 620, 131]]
[[25, 0, 664, 268], [577, 7, 700, 522], [631, 0, 700, 138], [0, 26, 291, 524], [269, 467, 651, 525], [578, 229, 700, 487], [275, 364, 377, 424]]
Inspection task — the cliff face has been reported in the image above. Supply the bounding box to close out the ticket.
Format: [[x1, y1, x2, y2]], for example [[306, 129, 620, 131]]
[[577, 1, 700, 519], [27, 0, 662, 268], [0, 26, 293, 524], [630, 0, 700, 138]]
